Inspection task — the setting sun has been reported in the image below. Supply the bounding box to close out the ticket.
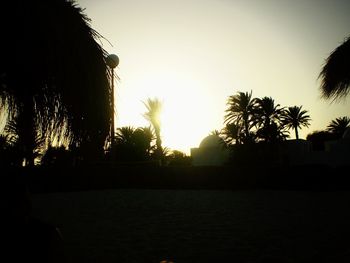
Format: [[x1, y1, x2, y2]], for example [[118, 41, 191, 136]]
[[115, 70, 220, 154]]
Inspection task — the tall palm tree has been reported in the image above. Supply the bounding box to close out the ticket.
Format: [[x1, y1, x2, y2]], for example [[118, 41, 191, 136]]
[[224, 91, 257, 143], [0, 0, 112, 165], [319, 36, 350, 99], [326, 116, 350, 138], [254, 97, 287, 142], [143, 98, 163, 160], [254, 97, 284, 126], [282, 106, 311, 140]]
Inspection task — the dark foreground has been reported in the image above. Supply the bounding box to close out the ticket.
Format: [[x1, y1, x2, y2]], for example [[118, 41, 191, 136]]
[[25, 164, 350, 193], [31, 188, 350, 263], [6, 165, 350, 262]]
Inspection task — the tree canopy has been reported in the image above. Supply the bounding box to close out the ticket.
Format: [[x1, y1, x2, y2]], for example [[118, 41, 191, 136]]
[[0, 0, 112, 165]]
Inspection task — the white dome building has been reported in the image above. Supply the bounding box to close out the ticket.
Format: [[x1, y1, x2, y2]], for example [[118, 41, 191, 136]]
[[191, 135, 229, 166]]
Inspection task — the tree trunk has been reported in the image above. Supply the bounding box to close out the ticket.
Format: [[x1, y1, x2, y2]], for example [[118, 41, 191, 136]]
[[294, 126, 299, 140], [155, 129, 162, 165], [21, 96, 36, 167]]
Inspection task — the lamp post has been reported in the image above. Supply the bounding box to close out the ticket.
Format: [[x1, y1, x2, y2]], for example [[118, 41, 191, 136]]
[[106, 54, 119, 147]]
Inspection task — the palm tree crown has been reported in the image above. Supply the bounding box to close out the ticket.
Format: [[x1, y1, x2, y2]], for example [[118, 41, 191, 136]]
[[254, 97, 284, 126], [224, 91, 257, 143], [113, 126, 155, 162], [143, 98, 163, 161], [319, 36, 350, 99], [0, 0, 112, 165], [326, 116, 350, 138], [282, 106, 311, 140], [254, 97, 287, 142]]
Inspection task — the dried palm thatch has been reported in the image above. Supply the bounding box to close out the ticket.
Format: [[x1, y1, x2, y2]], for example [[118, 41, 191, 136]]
[[0, 0, 112, 163], [319, 36, 350, 99]]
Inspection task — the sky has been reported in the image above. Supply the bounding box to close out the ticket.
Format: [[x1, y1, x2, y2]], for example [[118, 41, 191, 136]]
[[78, 0, 350, 154]]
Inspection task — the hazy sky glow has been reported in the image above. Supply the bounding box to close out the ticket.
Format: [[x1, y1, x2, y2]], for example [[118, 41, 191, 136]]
[[78, 0, 350, 153]]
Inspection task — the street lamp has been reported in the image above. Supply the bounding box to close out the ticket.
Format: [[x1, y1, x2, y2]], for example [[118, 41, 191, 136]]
[[106, 54, 119, 146]]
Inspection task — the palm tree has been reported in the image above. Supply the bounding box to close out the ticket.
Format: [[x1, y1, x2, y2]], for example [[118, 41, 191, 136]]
[[224, 91, 257, 144], [326, 116, 350, 138], [115, 126, 136, 145], [5, 117, 46, 166], [282, 106, 311, 140], [319, 36, 350, 99], [112, 126, 155, 162], [168, 150, 191, 166], [41, 145, 73, 167], [221, 122, 242, 145], [143, 98, 163, 161], [0, 1, 112, 165], [254, 97, 287, 142], [0, 134, 22, 166], [256, 121, 289, 143], [209, 130, 221, 136], [132, 127, 155, 157]]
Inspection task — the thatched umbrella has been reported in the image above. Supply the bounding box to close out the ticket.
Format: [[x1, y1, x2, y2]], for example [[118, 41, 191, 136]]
[[0, 0, 112, 165], [319, 36, 350, 99]]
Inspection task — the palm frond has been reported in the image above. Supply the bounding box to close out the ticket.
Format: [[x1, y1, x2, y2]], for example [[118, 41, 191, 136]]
[[326, 116, 350, 136], [319, 36, 350, 99], [0, 0, 113, 162]]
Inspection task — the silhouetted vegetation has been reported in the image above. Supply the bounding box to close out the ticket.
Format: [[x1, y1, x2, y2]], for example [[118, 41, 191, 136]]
[[107, 126, 155, 163], [221, 91, 312, 166], [0, 134, 22, 167], [326, 116, 350, 138], [0, 0, 112, 166], [306, 116, 350, 150], [254, 97, 288, 143], [319, 35, 350, 99], [41, 146, 75, 167], [281, 106, 311, 140], [167, 150, 192, 166], [224, 91, 257, 144], [143, 98, 164, 164]]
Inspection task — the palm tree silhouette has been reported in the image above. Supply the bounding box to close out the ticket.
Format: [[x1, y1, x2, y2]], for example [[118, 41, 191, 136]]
[[41, 145, 72, 167], [113, 126, 155, 162], [0, 1, 111, 165], [282, 106, 311, 140], [326, 116, 350, 138], [224, 91, 257, 144], [222, 122, 242, 145], [254, 97, 287, 142], [5, 117, 45, 166], [319, 36, 350, 99], [143, 98, 163, 162], [0, 134, 22, 166]]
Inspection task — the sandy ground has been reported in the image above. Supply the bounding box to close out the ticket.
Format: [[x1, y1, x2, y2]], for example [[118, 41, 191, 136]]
[[31, 189, 350, 263]]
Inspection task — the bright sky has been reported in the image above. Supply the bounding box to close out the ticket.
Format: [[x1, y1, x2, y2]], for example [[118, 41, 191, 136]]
[[78, 0, 350, 154]]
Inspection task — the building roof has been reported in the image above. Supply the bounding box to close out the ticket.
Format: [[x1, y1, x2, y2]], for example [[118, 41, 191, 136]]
[[199, 135, 225, 148]]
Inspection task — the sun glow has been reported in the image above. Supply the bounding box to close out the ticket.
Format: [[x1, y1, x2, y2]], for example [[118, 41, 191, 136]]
[[116, 71, 219, 154]]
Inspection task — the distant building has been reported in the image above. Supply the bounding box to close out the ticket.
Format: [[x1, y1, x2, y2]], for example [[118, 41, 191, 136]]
[[191, 128, 350, 167], [191, 135, 229, 166], [307, 128, 350, 167]]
